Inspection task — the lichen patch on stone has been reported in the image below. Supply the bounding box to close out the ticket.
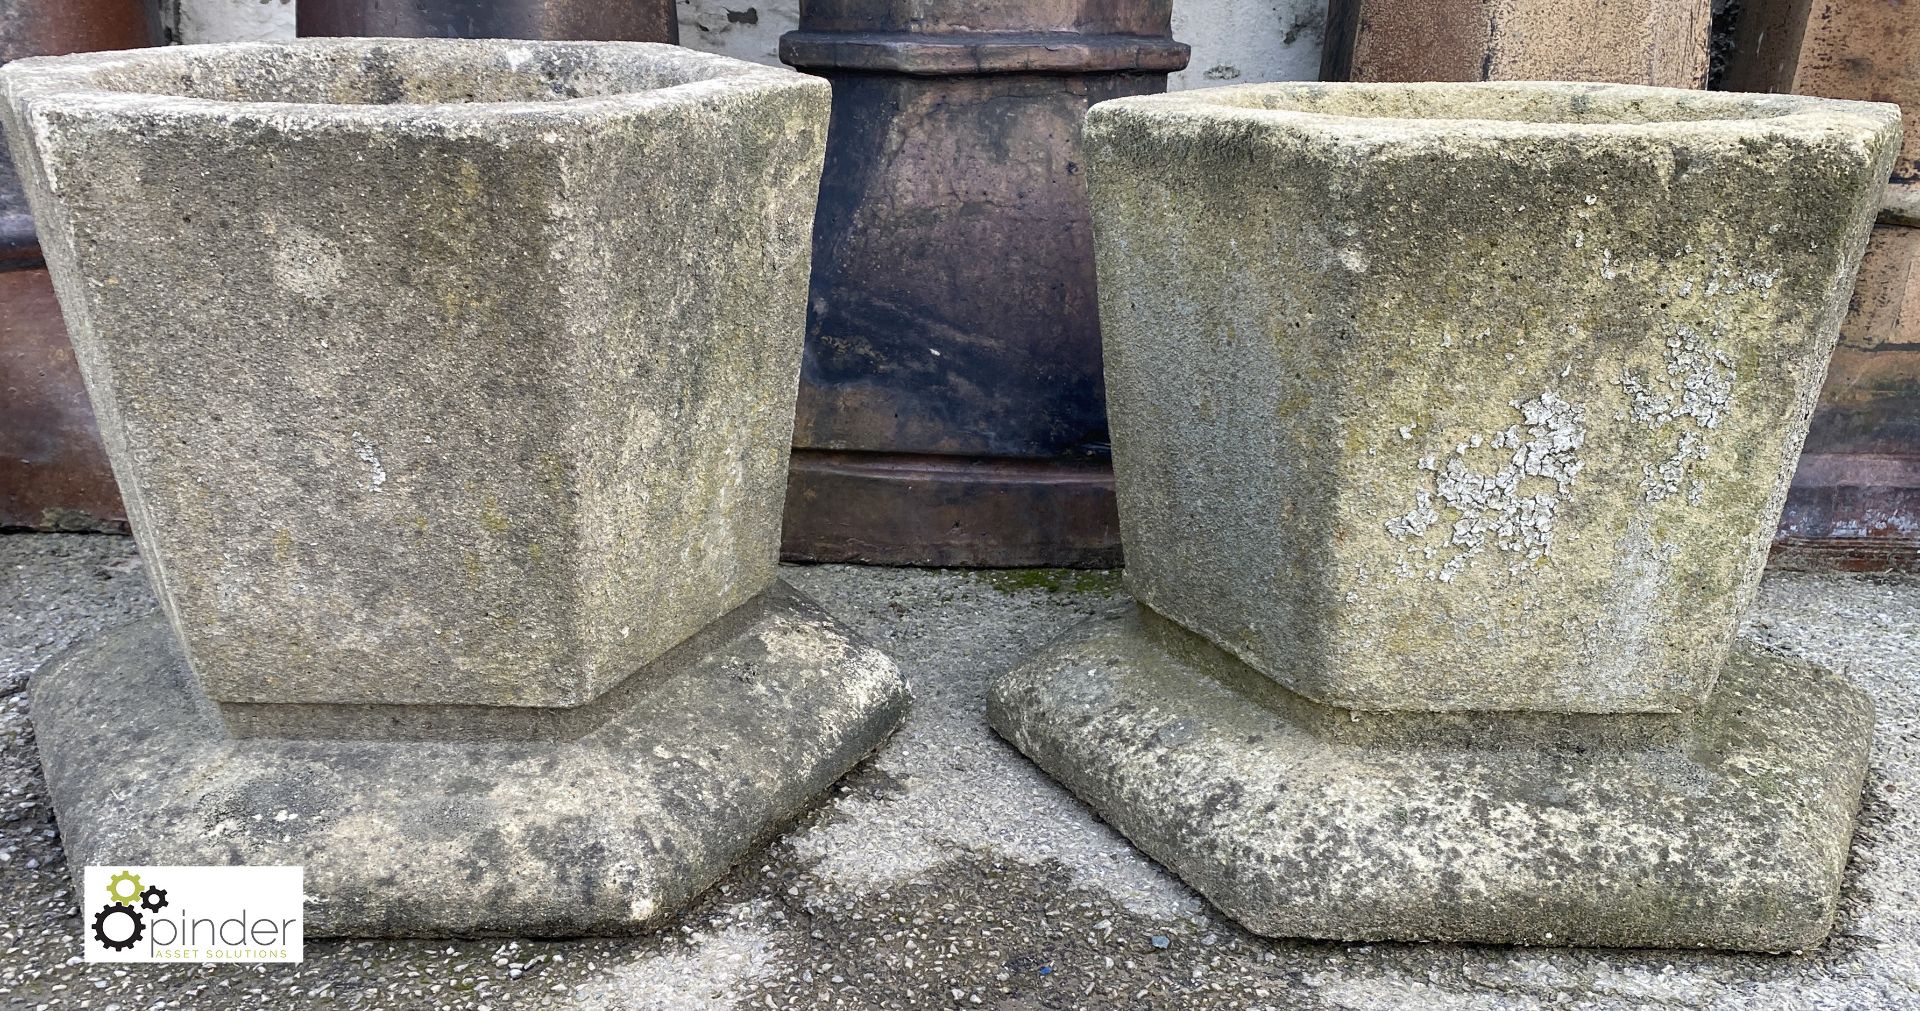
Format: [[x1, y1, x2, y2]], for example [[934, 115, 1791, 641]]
[[1387, 391, 1587, 582], [350, 431, 388, 490], [1619, 325, 1736, 503]]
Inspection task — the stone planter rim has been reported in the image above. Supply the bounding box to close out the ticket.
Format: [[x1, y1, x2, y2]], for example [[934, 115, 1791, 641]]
[[0, 38, 809, 130], [1089, 81, 1901, 144]]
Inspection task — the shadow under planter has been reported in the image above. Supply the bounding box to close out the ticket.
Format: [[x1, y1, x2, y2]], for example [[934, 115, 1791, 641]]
[[993, 81, 1898, 951], [2, 39, 908, 936]]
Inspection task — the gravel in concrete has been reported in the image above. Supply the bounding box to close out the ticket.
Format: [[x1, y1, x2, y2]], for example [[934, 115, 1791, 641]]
[[2, 533, 1917, 1009]]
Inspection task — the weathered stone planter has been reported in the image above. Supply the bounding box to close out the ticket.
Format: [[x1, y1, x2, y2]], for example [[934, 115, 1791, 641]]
[[991, 82, 1899, 950], [3, 39, 909, 935]]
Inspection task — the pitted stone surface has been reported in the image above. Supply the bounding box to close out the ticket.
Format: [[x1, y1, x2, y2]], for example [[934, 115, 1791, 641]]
[[0, 40, 829, 710], [1085, 82, 1900, 713], [989, 601, 1876, 952], [29, 580, 908, 937]]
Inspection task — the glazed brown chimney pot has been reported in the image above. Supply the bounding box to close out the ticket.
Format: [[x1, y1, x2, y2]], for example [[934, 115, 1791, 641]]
[[778, 0, 1188, 567], [0, 0, 153, 533]]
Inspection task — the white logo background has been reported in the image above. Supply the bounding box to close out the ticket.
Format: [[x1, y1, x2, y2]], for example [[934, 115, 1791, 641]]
[[82, 865, 303, 963]]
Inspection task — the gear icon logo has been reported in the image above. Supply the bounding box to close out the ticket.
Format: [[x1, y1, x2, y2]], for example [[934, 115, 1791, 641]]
[[91, 902, 144, 951], [90, 869, 162, 955], [105, 870, 142, 904]]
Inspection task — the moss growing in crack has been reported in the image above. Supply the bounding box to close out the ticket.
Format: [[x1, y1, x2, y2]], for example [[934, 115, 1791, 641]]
[[972, 569, 1124, 597]]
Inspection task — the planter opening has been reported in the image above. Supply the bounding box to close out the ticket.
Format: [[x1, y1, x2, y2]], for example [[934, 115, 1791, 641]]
[[45, 39, 748, 108], [1181, 82, 1812, 127]]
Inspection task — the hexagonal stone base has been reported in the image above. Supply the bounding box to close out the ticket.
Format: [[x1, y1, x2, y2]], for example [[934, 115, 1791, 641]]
[[988, 604, 1874, 952], [31, 581, 908, 937]]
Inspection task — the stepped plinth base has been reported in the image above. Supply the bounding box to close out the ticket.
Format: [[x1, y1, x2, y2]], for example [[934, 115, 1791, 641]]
[[989, 603, 1873, 952], [32, 581, 909, 937]]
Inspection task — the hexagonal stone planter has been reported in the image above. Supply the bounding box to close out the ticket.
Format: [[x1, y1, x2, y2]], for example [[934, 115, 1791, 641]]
[[3, 38, 908, 935], [990, 82, 1898, 950]]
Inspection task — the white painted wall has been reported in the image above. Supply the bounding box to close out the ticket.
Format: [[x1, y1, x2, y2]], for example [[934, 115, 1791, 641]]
[[1169, 0, 1325, 89], [167, 0, 1324, 87], [164, 0, 295, 43], [677, 0, 791, 67]]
